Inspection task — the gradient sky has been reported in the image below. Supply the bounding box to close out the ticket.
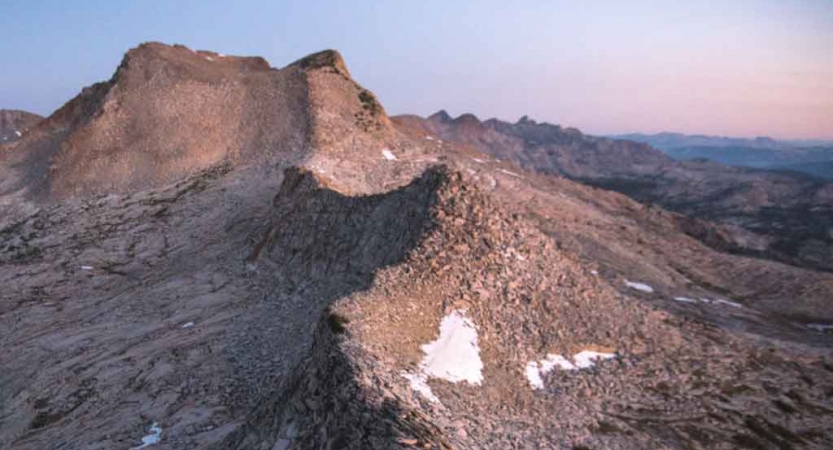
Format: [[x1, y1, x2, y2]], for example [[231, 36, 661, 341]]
[[1, 0, 831, 139]]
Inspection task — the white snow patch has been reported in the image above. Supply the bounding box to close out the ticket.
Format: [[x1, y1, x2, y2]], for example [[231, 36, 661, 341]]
[[80, 265, 94, 271], [471, 158, 485, 164], [15, 130, 22, 137], [401, 372, 439, 403], [674, 296, 698, 303], [525, 351, 614, 389], [381, 148, 397, 161], [403, 310, 484, 401], [425, 135, 435, 140], [525, 354, 576, 389], [420, 311, 483, 384], [806, 323, 833, 332], [217, 53, 226, 57], [205, 56, 214, 61], [524, 361, 545, 389], [624, 280, 653, 293], [181, 322, 194, 329], [499, 169, 521, 177], [699, 298, 713, 304], [541, 354, 577, 372], [133, 422, 162, 449], [714, 299, 743, 308], [573, 350, 616, 369], [590, 270, 599, 275]]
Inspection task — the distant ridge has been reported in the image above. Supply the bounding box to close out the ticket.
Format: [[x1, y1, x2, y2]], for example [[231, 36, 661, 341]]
[[617, 132, 833, 178], [392, 111, 833, 272]]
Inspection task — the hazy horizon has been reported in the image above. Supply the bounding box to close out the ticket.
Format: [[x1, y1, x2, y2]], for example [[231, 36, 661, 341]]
[[1, 0, 831, 140]]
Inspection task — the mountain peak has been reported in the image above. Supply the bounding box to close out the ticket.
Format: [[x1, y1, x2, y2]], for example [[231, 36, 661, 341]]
[[453, 113, 481, 126], [287, 49, 350, 77], [428, 110, 452, 123], [3, 42, 389, 199], [517, 115, 536, 125]]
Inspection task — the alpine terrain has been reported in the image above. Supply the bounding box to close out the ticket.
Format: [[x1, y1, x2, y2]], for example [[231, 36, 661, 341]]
[[0, 110, 43, 144], [1, 43, 832, 450]]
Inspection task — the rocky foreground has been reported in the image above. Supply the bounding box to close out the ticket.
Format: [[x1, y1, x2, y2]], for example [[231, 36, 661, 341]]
[[1, 43, 832, 449]]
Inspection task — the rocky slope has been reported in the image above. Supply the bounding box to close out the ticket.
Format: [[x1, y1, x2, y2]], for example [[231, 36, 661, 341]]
[[393, 112, 833, 272], [1, 44, 832, 449], [0, 109, 42, 144]]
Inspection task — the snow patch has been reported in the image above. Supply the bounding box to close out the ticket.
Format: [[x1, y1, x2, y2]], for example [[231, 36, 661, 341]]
[[401, 372, 439, 403], [573, 350, 616, 369], [713, 299, 742, 308], [133, 422, 162, 449], [674, 296, 697, 303], [80, 265, 94, 271], [181, 322, 194, 329], [381, 148, 397, 161], [471, 158, 485, 164], [205, 56, 214, 62], [15, 130, 22, 137], [624, 280, 653, 293], [525, 351, 615, 389], [403, 311, 484, 402], [524, 361, 545, 389], [425, 135, 435, 140], [499, 169, 521, 177], [807, 323, 833, 332], [590, 270, 599, 275], [420, 311, 483, 384]]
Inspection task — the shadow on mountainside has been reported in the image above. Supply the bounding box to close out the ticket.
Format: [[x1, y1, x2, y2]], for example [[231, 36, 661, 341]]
[[218, 166, 456, 449]]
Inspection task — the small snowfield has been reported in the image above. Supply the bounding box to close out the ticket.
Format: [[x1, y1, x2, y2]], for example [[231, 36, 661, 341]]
[[382, 148, 397, 161], [525, 350, 616, 389], [402, 310, 484, 403], [133, 422, 162, 449], [624, 280, 653, 293]]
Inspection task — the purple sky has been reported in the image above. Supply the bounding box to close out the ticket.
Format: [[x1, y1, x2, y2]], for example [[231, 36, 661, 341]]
[[1, 0, 831, 139]]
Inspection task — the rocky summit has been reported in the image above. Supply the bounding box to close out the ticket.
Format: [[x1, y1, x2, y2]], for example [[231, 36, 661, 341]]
[[1, 43, 832, 450]]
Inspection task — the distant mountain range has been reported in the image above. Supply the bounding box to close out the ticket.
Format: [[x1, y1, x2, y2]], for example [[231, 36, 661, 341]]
[[394, 112, 833, 271], [616, 132, 833, 179]]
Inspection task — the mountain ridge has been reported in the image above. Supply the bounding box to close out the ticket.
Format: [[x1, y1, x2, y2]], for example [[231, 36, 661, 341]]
[[392, 111, 833, 272], [1, 44, 832, 449]]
